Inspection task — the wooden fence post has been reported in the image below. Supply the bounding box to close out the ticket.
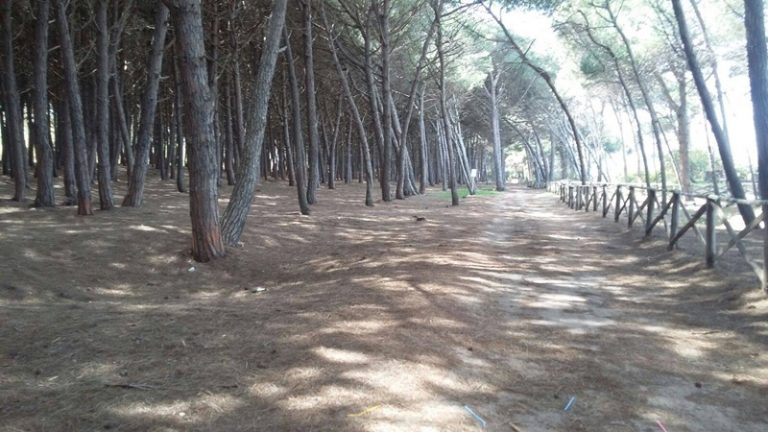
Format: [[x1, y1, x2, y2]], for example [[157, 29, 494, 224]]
[[569, 186, 574, 208], [614, 186, 623, 222], [645, 189, 656, 237], [593, 186, 598, 212], [577, 186, 583, 210], [628, 186, 636, 228], [706, 198, 717, 268], [763, 205, 768, 293], [670, 192, 680, 244]]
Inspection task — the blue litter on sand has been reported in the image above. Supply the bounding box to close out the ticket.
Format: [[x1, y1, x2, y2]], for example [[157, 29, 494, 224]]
[[564, 396, 576, 411], [464, 405, 487, 428]]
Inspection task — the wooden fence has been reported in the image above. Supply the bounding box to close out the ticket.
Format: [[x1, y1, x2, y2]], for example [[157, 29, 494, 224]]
[[548, 182, 768, 293]]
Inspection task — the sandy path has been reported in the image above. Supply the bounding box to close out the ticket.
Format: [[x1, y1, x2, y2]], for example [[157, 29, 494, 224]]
[[1, 180, 767, 431]]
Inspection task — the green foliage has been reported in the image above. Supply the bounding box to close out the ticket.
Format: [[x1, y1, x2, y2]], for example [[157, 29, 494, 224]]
[[579, 51, 605, 76], [434, 185, 500, 201], [602, 138, 622, 154]]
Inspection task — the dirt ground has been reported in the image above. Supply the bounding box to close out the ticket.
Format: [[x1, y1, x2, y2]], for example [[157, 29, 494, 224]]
[[1, 174, 767, 432]]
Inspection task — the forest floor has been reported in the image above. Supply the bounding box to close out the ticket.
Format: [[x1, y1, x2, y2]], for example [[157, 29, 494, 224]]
[[1, 175, 768, 432]]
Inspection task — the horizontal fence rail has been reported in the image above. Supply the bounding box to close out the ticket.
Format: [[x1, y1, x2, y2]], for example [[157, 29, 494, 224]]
[[546, 182, 768, 293]]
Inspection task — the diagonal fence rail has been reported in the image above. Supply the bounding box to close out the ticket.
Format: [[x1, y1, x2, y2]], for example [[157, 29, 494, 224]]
[[547, 182, 768, 293]]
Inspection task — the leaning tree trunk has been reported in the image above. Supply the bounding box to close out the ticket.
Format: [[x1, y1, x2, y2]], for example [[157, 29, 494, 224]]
[[485, 3, 587, 184], [96, 0, 114, 210], [122, 4, 169, 207], [32, 0, 55, 207], [219, 0, 287, 245], [163, 0, 226, 261], [322, 4, 375, 206], [284, 27, 310, 216], [54, 0, 93, 215], [671, 0, 755, 224], [580, 12, 651, 189], [605, 3, 667, 198], [1, 0, 27, 201]]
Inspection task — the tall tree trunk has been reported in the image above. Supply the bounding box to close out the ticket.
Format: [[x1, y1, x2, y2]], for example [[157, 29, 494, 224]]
[[163, 0, 226, 261], [672, 0, 755, 224], [33, 0, 55, 207], [435, 0, 458, 205], [744, 0, 768, 226], [1, 0, 27, 201], [123, 4, 169, 207], [219, 0, 287, 245], [676, 73, 691, 195], [284, 28, 311, 216], [485, 71, 505, 191], [484, 4, 586, 184], [605, 3, 667, 197], [380, 0, 394, 202], [57, 99, 76, 205], [418, 87, 429, 194], [96, 0, 114, 209], [580, 12, 651, 188], [173, 49, 186, 193], [322, 4, 374, 206], [303, 0, 320, 204], [54, 0, 93, 215]]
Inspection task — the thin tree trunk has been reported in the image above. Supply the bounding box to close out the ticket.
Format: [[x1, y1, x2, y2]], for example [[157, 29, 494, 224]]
[[322, 4, 374, 206], [123, 4, 169, 207], [173, 50, 186, 193], [303, 0, 320, 204], [220, 0, 287, 244], [33, 0, 55, 206], [605, 4, 666, 196], [435, 0, 458, 205], [485, 4, 587, 184], [486, 71, 505, 191], [284, 28, 310, 215], [418, 87, 429, 194], [1, 0, 27, 201], [58, 99, 76, 205], [672, 0, 755, 224], [54, 0, 93, 215], [96, 0, 114, 209]]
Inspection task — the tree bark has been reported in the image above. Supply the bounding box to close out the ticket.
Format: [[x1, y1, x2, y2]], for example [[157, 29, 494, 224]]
[[303, 0, 320, 204], [744, 0, 768, 201], [163, 0, 226, 261], [32, 0, 55, 207], [96, 0, 114, 209], [322, 4, 375, 206], [284, 27, 311, 215], [122, 4, 170, 207], [485, 71, 505, 191], [435, 0, 459, 205], [54, 0, 93, 215], [1, 0, 27, 201], [219, 0, 287, 244], [484, 3, 587, 184]]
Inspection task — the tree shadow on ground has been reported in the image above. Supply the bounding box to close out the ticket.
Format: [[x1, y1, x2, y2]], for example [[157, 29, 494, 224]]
[[1, 176, 767, 431]]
